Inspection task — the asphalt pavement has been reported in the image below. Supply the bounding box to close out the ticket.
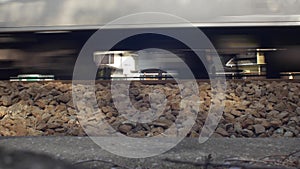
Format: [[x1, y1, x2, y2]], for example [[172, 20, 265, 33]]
[[0, 137, 299, 169]]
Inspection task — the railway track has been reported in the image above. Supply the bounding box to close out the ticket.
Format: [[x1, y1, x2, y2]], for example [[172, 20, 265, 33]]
[[3, 79, 300, 85]]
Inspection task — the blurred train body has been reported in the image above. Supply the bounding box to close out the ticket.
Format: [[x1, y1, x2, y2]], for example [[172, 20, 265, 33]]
[[0, 0, 300, 79]]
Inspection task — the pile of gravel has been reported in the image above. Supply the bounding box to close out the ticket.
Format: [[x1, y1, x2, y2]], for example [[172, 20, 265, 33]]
[[0, 80, 299, 138]]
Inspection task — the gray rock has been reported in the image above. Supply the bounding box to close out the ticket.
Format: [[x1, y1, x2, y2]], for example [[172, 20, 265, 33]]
[[0, 106, 7, 118], [274, 102, 286, 112], [215, 127, 229, 137], [296, 107, 300, 116], [231, 110, 242, 117], [56, 93, 71, 103], [278, 111, 289, 120], [118, 124, 133, 134], [235, 86, 243, 96], [234, 122, 243, 133], [1, 96, 12, 106], [267, 110, 279, 119], [274, 128, 285, 135], [268, 93, 277, 103], [254, 89, 262, 97], [151, 119, 173, 129], [57, 84, 70, 93], [241, 129, 254, 137], [270, 120, 282, 128], [284, 131, 294, 137], [253, 124, 265, 134]]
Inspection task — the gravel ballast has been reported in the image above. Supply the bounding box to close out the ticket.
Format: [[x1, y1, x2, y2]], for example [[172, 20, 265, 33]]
[[0, 80, 299, 138]]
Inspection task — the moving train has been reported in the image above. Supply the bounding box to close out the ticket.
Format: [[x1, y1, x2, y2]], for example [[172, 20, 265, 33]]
[[0, 0, 300, 80]]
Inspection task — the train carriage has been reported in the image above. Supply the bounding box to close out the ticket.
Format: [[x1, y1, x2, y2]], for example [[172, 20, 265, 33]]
[[0, 0, 300, 80]]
